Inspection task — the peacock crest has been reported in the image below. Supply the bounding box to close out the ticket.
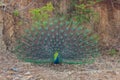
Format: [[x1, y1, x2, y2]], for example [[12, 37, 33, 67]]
[[15, 17, 100, 64]]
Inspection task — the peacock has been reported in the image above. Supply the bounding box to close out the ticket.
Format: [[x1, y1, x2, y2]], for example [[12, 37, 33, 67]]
[[15, 17, 100, 64]]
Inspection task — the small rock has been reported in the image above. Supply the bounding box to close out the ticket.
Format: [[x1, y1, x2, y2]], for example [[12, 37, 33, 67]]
[[26, 75, 33, 79], [17, 75, 22, 77], [68, 71, 72, 75], [10, 67, 19, 72], [21, 76, 33, 80], [115, 71, 119, 75], [25, 71, 31, 75], [13, 76, 19, 80]]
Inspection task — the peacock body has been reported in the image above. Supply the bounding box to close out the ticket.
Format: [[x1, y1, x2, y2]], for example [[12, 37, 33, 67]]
[[15, 17, 100, 64]]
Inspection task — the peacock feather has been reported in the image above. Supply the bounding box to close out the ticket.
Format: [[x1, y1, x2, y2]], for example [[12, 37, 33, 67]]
[[15, 17, 100, 64]]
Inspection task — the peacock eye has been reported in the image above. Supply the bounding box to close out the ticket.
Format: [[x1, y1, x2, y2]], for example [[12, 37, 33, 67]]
[[60, 23, 64, 27], [38, 27, 42, 30], [49, 22, 53, 26], [41, 32, 44, 35], [60, 30, 64, 33], [71, 27, 75, 31], [70, 33, 73, 35], [66, 27, 69, 30], [45, 27, 48, 30], [51, 29, 55, 32], [55, 26, 59, 29], [47, 33, 50, 36], [64, 34, 67, 36], [54, 20, 58, 24], [60, 36, 63, 39], [56, 33, 58, 35]]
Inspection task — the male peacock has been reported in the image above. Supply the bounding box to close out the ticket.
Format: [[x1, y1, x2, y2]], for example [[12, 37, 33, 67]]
[[15, 17, 100, 64]]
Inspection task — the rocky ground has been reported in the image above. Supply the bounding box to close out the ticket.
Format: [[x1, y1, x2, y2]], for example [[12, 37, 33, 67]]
[[0, 18, 120, 80]]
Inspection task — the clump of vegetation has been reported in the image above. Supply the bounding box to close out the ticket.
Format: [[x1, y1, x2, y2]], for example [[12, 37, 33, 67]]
[[30, 2, 54, 22], [67, 0, 102, 24], [17, 20, 24, 26], [13, 10, 20, 16], [108, 49, 118, 56]]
